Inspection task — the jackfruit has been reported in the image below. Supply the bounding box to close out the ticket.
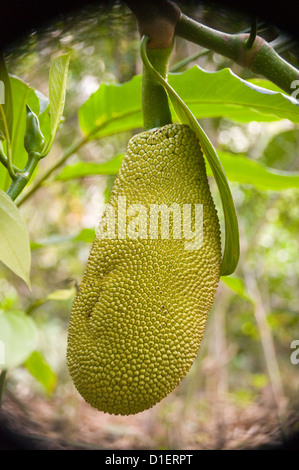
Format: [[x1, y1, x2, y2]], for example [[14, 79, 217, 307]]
[[67, 123, 221, 415]]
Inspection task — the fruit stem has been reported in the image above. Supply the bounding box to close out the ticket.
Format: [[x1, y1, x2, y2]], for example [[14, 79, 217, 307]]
[[142, 45, 173, 131]]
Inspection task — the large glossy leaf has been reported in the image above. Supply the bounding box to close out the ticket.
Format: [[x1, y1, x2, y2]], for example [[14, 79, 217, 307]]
[[78, 74, 143, 139], [0, 310, 38, 369], [10, 77, 41, 164], [247, 78, 285, 93], [207, 151, 299, 191], [54, 148, 299, 191], [56, 153, 124, 181], [78, 66, 299, 139], [170, 67, 299, 123], [0, 76, 50, 192], [0, 189, 31, 287]]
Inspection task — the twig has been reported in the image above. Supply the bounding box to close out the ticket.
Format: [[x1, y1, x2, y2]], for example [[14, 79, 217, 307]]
[[170, 49, 210, 72], [175, 13, 299, 95]]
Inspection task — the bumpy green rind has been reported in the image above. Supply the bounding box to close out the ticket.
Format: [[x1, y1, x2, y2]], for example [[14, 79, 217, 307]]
[[67, 123, 222, 415]]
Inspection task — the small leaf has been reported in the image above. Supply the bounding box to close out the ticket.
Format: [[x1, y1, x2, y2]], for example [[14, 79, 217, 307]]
[[0, 189, 31, 287], [47, 288, 76, 301], [24, 351, 56, 394], [221, 275, 253, 302], [25, 287, 77, 314], [30, 228, 95, 250], [10, 77, 41, 170], [46, 53, 71, 153], [73, 228, 95, 243], [0, 310, 38, 368], [56, 154, 124, 181]]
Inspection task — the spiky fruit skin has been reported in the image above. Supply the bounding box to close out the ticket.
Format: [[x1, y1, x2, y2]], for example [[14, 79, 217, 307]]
[[67, 124, 221, 415]]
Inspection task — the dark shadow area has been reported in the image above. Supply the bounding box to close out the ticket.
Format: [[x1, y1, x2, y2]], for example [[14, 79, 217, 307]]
[[1, 0, 299, 51]]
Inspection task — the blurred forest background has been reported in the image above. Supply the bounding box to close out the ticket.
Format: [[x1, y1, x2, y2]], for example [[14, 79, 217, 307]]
[[1, 1, 299, 450]]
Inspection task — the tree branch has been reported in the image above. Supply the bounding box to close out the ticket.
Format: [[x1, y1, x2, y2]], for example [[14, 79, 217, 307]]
[[125, 0, 181, 48], [175, 13, 299, 96]]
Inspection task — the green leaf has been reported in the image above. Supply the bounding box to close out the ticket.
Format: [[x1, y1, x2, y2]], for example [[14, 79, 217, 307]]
[[0, 189, 31, 287], [0, 76, 50, 192], [24, 351, 56, 394], [25, 287, 76, 315], [221, 275, 253, 302], [73, 228, 95, 243], [38, 105, 51, 146], [78, 74, 143, 139], [10, 77, 40, 169], [47, 288, 76, 301], [56, 153, 124, 181], [45, 53, 71, 153], [207, 150, 299, 191], [30, 228, 95, 250], [0, 310, 38, 368], [78, 66, 299, 140], [10, 76, 49, 163], [247, 78, 285, 94], [35, 89, 49, 114], [169, 67, 299, 123], [55, 148, 299, 191], [0, 54, 13, 142]]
